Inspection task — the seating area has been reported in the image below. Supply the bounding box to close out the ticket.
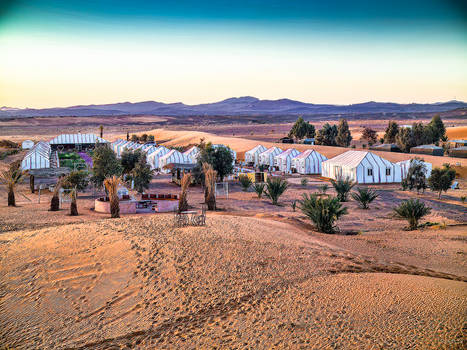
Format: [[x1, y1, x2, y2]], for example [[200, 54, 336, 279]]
[[141, 193, 178, 200], [174, 205, 207, 227], [140, 193, 179, 212]]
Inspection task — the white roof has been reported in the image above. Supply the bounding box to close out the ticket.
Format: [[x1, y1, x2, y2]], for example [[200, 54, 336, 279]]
[[49, 133, 108, 145], [323, 151, 393, 169], [275, 148, 300, 159], [261, 147, 283, 156], [183, 146, 200, 156], [293, 149, 323, 160], [21, 141, 51, 170], [245, 144, 266, 155]]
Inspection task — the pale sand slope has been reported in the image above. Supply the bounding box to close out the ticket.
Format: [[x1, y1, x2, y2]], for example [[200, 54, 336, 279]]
[[0, 215, 465, 349], [118, 128, 466, 167]]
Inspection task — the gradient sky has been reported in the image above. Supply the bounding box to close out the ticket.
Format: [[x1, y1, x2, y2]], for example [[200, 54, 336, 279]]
[[0, 0, 466, 108]]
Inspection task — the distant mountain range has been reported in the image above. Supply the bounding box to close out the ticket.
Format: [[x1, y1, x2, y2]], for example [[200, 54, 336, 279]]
[[1, 97, 466, 118]]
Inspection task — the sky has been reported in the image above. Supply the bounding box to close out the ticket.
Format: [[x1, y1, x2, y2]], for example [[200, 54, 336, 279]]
[[0, 0, 466, 108]]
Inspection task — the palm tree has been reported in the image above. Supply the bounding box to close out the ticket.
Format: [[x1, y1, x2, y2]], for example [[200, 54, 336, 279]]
[[393, 199, 431, 230], [203, 163, 217, 210], [70, 187, 78, 216], [351, 187, 379, 209], [178, 173, 191, 213], [264, 177, 288, 205], [252, 182, 265, 198], [50, 179, 62, 211], [104, 176, 122, 218], [299, 193, 348, 233], [330, 177, 355, 202], [0, 166, 24, 206]]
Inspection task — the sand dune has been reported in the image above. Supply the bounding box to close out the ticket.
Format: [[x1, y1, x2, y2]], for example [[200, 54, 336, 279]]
[[0, 215, 465, 349]]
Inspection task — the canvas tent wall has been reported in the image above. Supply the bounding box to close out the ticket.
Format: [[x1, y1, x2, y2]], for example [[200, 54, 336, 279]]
[[245, 145, 267, 165], [21, 141, 51, 170], [159, 150, 191, 172], [396, 159, 432, 179], [49, 133, 108, 150], [183, 146, 200, 163], [274, 148, 300, 173], [258, 147, 283, 168], [292, 150, 328, 174], [147, 146, 170, 170], [322, 151, 402, 183], [111, 139, 126, 154]]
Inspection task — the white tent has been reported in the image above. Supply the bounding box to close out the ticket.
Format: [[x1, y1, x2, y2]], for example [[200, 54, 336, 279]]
[[147, 146, 170, 170], [292, 150, 328, 174], [258, 147, 283, 168], [183, 146, 200, 163], [159, 149, 191, 172], [21, 141, 51, 170], [21, 140, 34, 150], [396, 159, 432, 179], [49, 133, 108, 145], [111, 139, 126, 154], [322, 151, 402, 183], [212, 144, 236, 165], [275, 148, 300, 173], [245, 145, 267, 165]]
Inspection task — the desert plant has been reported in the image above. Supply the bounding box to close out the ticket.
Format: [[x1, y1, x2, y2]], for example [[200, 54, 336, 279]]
[[299, 193, 348, 233], [318, 184, 329, 194], [264, 177, 288, 205], [104, 176, 122, 218], [351, 187, 379, 209], [178, 173, 191, 213], [393, 199, 431, 230], [69, 187, 78, 216], [130, 158, 154, 193], [238, 174, 252, 191], [50, 179, 62, 211], [331, 177, 355, 202], [401, 158, 427, 194], [300, 178, 308, 187], [0, 165, 24, 206], [291, 200, 297, 212], [461, 196, 466, 204], [428, 164, 456, 199], [203, 163, 217, 210], [252, 182, 265, 198], [62, 170, 89, 191]]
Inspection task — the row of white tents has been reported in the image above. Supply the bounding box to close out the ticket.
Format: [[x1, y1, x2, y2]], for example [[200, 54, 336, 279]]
[[245, 145, 432, 184]]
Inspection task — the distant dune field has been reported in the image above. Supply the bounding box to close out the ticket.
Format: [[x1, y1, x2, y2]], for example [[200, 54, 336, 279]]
[[447, 126, 467, 140]]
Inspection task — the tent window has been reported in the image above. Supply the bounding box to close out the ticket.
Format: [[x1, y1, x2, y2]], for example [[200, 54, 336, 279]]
[[367, 168, 373, 176], [386, 168, 391, 176]]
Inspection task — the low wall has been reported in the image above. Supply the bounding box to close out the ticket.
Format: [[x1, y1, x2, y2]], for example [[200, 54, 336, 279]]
[[95, 199, 136, 214]]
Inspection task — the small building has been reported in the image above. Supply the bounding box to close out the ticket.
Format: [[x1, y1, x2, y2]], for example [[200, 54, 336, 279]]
[[410, 145, 444, 157], [21, 141, 53, 170], [303, 138, 315, 145], [369, 143, 401, 152], [279, 136, 294, 144], [292, 150, 328, 175], [396, 159, 432, 179], [49, 133, 108, 151], [448, 139, 467, 148], [274, 148, 300, 173], [258, 147, 283, 168], [322, 151, 402, 184], [183, 146, 200, 163], [21, 140, 34, 150], [159, 149, 192, 172], [147, 146, 170, 170], [244, 145, 267, 165], [450, 146, 467, 158]]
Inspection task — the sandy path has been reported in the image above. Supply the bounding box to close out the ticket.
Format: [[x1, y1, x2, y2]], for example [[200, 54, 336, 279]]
[[0, 215, 465, 349]]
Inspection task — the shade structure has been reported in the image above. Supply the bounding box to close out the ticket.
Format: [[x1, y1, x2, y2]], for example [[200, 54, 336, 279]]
[[410, 145, 444, 157], [274, 148, 300, 173], [49, 133, 108, 147], [322, 151, 402, 183], [116, 141, 140, 157], [292, 149, 328, 174], [21, 141, 51, 170], [147, 146, 170, 170], [258, 147, 283, 168], [183, 146, 200, 163], [396, 159, 432, 179], [159, 150, 192, 172], [450, 146, 467, 158], [111, 139, 126, 155], [245, 145, 267, 165]]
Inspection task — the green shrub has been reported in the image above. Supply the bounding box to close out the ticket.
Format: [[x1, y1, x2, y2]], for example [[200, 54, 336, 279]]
[[351, 187, 379, 209], [393, 199, 431, 230], [291, 200, 297, 212], [331, 177, 355, 202], [264, 177, 288, 205], [461, 196, 466, 204], [300, 178, 308, 187], [238, 174, 252, 191], [299, 193, 348, 233], [252, 182, 265, 198], [318, 184, 329, 194]]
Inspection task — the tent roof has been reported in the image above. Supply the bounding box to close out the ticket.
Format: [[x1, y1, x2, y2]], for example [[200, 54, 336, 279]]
[[50, 133, 108, 145], [261, 147, 282, 155], [293, 149, 323, 160], [411, 144, 443, 150], [323, 151, 393, 169], [276, 148, 299, 159], [245, 145, 266, 154]]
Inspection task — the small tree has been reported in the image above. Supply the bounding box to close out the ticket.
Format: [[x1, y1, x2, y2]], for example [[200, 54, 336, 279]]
[[299, 193, 348, 233], [178, 173, 191, 213], [140, 134, 148, 143], [383, 121, 399, 144], [336, 118, 352, 147], [126, 132, 130, 141], [50, 179, 62, 211], [252, 182, 265, 198], [351, 187, 379, 209], [104, 176, 122, 218], [428, 164, 456, 199], [288, 117, 315, 140], [396, 127, 415, 153], [0, 164, 24, 206], [203, 163, 217, 210], [394, 199, 431, 230], [239, 175, 252, 191], [91, 145, 122, 188], [264, 177, 288, 205], [130, 134, 139, 142], [361, 127, 378, 146], [197, 142, 234, 182], [147, 135, 155, 142], [99, 125, 104, 138], [69, 188, 78, 216], [121, 149, 144, 174], [427, 114, 446, 144], [401, 159, 427, 194], [331, 177, 355, 202], [62, 170, 89, 192], [130, 158, 154, 194], [315, 123, 338, 146]]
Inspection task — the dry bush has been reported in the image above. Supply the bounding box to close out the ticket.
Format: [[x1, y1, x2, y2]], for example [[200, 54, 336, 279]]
[[178, 173, 191, 213], [50, 179, 62, 211], [104, 176, 122, 218], [203, 163, 217, 210]]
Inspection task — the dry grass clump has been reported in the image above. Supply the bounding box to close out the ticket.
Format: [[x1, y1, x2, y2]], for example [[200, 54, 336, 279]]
[[49, 179, 62, 211], [203, 163, 217, 210], [104, 176, 122, 218], [178, 173, 191, 213], [0, 163, 24, 207], [69, 188, 78, 216]]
